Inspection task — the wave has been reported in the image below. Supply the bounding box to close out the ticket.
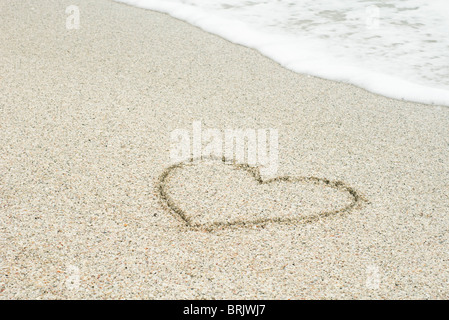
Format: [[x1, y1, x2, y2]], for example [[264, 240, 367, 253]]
[[115, 0, 449, 106]]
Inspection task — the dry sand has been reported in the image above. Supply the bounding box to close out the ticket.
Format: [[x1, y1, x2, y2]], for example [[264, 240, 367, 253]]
[[1, 0, 449, 299]]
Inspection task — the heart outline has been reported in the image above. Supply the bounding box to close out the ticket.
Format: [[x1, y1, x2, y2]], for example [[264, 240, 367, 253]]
[[157, 157, 366, 230]]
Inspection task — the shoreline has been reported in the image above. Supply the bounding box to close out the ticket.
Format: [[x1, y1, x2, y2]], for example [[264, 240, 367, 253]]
[[114, 0, 449, 107], [1, 0, 449, 299]]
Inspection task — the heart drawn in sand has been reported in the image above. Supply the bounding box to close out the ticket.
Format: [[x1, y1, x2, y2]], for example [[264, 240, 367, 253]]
[[157, 158, 365, 230]]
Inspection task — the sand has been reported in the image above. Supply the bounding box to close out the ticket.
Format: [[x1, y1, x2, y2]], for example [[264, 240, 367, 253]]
[[1, 0, 449, 299]]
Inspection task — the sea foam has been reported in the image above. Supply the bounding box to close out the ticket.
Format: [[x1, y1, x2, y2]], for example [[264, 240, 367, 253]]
[[115, 0, 449, 106]]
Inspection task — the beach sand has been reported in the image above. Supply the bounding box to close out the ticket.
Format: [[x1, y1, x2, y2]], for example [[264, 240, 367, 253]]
[[1, 0, 449, 299]]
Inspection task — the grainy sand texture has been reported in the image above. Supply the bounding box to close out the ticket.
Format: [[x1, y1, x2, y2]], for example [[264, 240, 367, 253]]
[[1, 0, 449, 299]]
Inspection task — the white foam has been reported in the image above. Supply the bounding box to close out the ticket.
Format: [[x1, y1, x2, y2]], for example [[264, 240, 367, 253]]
[[115, 0, 449, 106]]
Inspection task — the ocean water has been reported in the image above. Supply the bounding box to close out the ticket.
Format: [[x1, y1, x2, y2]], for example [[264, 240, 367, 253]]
[[115, 0, 449, 106]]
